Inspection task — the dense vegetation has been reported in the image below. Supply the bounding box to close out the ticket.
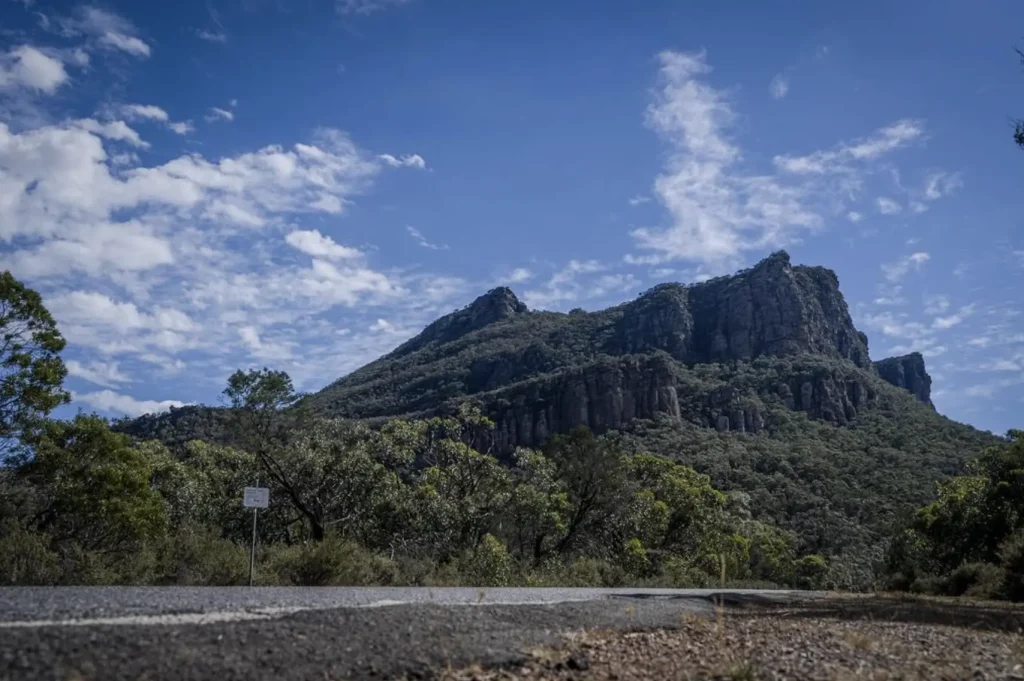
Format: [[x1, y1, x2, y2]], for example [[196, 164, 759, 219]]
[[0, 269, 1008, 594], [0, 372, 827, 588], [883, 430, 1024, 600]]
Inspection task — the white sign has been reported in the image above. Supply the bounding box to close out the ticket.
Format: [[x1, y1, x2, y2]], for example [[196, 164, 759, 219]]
[[243, 486, 269, 509]]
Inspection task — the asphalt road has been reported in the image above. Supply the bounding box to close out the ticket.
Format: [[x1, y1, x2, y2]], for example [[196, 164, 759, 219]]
[[0, 587, 814, 681]]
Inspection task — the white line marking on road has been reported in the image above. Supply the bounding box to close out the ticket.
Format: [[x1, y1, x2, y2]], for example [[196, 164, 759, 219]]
[[0, 597, 602, 628]]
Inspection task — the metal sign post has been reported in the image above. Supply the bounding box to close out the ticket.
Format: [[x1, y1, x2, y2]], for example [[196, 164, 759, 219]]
[[242, 482, 270, 586]]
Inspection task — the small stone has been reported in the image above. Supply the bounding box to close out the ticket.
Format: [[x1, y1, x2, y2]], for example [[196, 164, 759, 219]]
[[566, 655, 590, 671]]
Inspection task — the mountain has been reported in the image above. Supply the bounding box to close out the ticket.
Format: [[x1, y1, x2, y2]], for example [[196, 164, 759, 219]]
[[119, 251, 998, 586], [306, 251, 928, 448]]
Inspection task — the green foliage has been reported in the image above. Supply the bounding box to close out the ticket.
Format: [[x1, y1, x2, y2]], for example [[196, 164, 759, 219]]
[[0, 520, 60, 585], [457, 533, 515, 586], [16, 415, 167, 553], [0, 271, 70, 451], [268, 533, 396, 586], [998, 529, 1024, 601], [886, 430, 1024, 601], [152, 527, 251, 586]]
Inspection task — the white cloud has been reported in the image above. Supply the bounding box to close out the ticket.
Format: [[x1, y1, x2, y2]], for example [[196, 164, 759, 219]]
[[167, 121, 194, 135], [628, 195, 651, 206], [48, 291, 196, 333], [881, 252, 930, 282], [285, 229, 363, 260], [0, 45, 68, 94], [121, 104, 169, 122], [406, 225, 447, 250], [524, 259, 618, 309], [847, 211, 863, 223], [876, 197, 903, 215], [923, 172, 963, 201], [58, 6, 151, 58], [369, 318, 394, 333], [774, 119, 924, 174], [195, 29, 227, 43], [769, 73, 789, 100], [120, 106, 192, 136], [74, 389, 185, 416], [378, 153, 426, 169], [206, 107, 234, 122], [506, 267, 533, 283], [337, 0, 413, 14], [909, 201, 928, 214], [933, 304, 975, 330], [924, 295, 950, 315], [628, 51, 820, 267], [66, 360, 131, 388], [98, 32, 151, 57]]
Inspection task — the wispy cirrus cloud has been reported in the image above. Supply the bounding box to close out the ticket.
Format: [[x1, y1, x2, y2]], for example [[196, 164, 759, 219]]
[[627, 51, 928, 271]]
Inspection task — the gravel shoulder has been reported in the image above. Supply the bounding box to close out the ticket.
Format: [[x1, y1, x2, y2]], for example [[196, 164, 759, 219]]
[[420, 595, 1024, 681]]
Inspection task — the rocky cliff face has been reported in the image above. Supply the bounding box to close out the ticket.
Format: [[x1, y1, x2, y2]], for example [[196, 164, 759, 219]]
[[484, 353, 881, 450], [874, 352, 933, 408], [609, 251, 870, 367]]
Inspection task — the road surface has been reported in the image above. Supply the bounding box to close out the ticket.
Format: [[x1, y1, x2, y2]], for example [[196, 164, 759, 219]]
[[0, 587, 815, 681]]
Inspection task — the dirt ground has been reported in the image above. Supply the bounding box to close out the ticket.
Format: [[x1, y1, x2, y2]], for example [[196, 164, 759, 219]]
[[422, 595, 1024, 681]]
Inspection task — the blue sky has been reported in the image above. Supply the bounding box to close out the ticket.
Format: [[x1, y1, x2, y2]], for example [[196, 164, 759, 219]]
[[1, 0, 1022, 434]]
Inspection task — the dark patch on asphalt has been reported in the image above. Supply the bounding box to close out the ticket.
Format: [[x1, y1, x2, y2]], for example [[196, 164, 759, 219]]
[[0, 599, 715, 681]]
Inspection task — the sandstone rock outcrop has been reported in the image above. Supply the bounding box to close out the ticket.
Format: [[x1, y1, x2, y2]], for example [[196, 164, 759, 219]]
[[874, 352, 934, 408]]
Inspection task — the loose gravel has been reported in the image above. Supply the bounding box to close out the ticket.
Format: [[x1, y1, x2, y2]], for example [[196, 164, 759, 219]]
[[430, 610, 1024, 681]]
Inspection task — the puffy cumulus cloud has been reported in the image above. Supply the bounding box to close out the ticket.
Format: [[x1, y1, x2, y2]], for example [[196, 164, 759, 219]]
[[0, 121, 382, 276], [628, 51, 821, 268], [285, 229, 363, 260], [74, 389, 185, 417], [0, 45, 68, 94]]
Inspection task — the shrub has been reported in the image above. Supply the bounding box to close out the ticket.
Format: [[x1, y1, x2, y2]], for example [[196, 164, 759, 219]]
[[946, 562, 1004, 600], [794, 554, 828, 590], [268, 533, 396, 586], [155, 528, 250, 586], [0, 521, 60, 585], [456, 534, 516, 586], [998, 530, 1024, 602]]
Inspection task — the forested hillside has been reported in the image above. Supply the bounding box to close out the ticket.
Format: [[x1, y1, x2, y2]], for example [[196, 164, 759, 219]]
[[113, 252, 1001, 589]]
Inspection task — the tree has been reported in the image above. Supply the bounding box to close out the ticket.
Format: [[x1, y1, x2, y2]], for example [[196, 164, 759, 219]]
[[544, 427, 631, 556], [15, 415, 167, 554], [0, 272, 70, 452]]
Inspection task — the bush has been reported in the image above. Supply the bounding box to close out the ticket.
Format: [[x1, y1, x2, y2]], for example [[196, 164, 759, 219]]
[[457, 534, 515, 586], [155, 528, 250, 586], [268, 533, 397, 586], [657, 556, 712, 588], [947, 562, 1004, 600], [794, 554, 828, 590], [0, 521, 60, 585], [998, 530, 1024, 601]]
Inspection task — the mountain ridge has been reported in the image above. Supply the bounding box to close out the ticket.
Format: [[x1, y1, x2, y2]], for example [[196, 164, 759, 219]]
[[307, 250, 931, 441]]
